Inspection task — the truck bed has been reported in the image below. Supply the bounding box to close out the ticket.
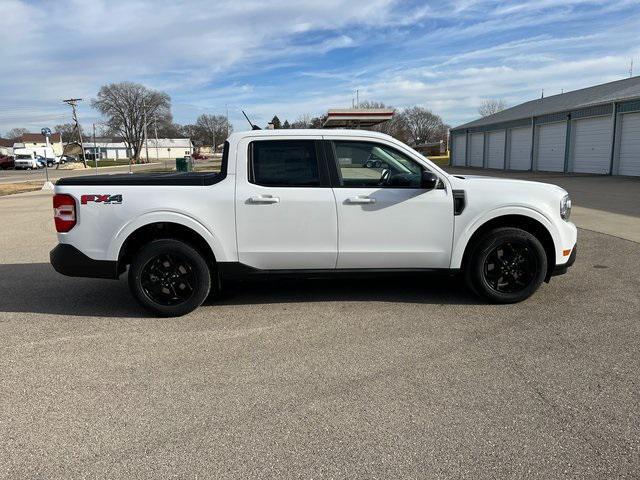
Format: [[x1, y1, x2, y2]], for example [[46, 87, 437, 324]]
[[56, 171, 224, 186]]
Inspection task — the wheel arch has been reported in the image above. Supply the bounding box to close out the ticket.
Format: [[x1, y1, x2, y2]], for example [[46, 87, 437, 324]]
[[113, 214, 222, 275], [454, 211, 558, 280]]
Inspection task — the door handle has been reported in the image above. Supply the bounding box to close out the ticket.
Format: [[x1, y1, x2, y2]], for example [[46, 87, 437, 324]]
[[346, 195, 376, 204], [249, 195, 280, 204]]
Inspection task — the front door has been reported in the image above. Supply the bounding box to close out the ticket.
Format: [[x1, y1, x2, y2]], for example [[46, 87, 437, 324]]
[[327, 139, 454, 269], [235, 137, 338, 270]]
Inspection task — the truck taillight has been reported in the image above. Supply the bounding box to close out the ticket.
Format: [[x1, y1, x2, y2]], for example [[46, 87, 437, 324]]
[[53, 194, 76, 232]]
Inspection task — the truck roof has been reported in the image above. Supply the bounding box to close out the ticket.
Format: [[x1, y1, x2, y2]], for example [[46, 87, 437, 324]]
[[228, 129, 395, 141]]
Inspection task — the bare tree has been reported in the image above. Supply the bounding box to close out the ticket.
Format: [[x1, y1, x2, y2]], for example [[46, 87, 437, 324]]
[[54, 123, 82, 144], [6, 127, 29, 139], [155, 121, 184, 139], [478, 99, 507, 117], [195, 114, 233, 150], [356, 100, 387, 109], [92, 82, 171, 162], [355, 100, 408, 140], [290, 113, 312, 129], [396, 106, 449, 145]]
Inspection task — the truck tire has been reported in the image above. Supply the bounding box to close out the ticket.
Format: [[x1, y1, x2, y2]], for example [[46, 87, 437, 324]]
[[465, 227, 547, 303], [129, 239, 211, 317]]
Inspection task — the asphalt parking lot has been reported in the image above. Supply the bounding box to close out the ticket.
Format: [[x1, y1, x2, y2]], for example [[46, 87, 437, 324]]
[[1, 174, 639, 478]]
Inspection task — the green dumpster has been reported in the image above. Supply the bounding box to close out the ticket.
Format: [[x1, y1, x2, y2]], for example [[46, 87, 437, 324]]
[[176, 157, 192, 172]]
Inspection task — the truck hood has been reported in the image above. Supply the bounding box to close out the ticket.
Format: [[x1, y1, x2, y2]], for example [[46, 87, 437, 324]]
[[448, 174, 568, 196]]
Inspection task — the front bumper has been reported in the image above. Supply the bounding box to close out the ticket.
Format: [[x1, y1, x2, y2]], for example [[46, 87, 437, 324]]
[[50, 244, 119, 279], [550, 243, 577, 278]]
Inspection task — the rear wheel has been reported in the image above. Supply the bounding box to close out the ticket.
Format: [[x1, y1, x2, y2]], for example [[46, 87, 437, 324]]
[[129, 239, 211, 317], [466, 227, 547, 303]]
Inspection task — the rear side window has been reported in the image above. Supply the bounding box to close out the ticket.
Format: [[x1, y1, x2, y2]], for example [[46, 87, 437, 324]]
[[249, 140, 320, 187]]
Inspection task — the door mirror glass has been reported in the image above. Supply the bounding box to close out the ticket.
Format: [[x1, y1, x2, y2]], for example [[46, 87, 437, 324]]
[[421, 171, 439, 190]]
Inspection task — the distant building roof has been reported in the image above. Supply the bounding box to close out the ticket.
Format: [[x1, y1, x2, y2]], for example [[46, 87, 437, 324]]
[[323, 108, 395, 128], [453, 76, 640, 131], [82, 136, 125, 144], [146, 138, 193, 148], [18, 132, 62, 143]]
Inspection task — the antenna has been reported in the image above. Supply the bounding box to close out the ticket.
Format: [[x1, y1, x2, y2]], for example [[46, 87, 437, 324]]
[[242, 110, 261, 130]]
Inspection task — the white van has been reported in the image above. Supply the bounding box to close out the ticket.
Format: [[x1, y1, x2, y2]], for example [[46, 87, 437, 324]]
[[13, 149, 41, 170]]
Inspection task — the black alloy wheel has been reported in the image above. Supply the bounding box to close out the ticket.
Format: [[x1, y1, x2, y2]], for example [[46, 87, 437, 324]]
[[129, 239, 211, 317], [140, 253, 197, 306], [482, 240, 537, 294], [466, 227, 547, 303]]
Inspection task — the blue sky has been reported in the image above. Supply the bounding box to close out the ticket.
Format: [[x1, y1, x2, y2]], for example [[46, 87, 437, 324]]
[[1, 0, 639, 135]]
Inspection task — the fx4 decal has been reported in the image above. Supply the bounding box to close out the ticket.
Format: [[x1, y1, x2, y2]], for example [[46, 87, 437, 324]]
[[81, 194, 123, 205]]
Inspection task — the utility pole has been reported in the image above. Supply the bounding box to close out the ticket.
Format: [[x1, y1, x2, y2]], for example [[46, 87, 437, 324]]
[[63, 98, 88, 168], [356, 89, 359, 108], [153, 117, 162, 169], [41, 127, 53, 189], [630, 58, 634, 78], [226, 103, 229, 138], [143, 98, 149, 164], [93, 123, 98, 175]]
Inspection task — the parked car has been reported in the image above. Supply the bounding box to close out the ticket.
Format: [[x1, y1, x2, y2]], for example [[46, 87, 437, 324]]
[[56, 155, 75, 164], [0, 154, 14, 170], [50, 129, 577, 317], [13, 150, 40, 170]]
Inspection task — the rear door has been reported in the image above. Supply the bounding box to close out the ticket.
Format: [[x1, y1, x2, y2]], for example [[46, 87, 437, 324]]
[[326, 138, 454, 269], [235, 136, 338, 270]]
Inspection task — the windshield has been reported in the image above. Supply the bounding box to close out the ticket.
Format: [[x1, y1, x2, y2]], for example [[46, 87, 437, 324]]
[[16, 154, 32, 159]]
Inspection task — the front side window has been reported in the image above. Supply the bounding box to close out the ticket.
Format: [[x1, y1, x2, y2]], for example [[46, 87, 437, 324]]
[[250, 140, 320, 187], [332, 141, 423, 188]]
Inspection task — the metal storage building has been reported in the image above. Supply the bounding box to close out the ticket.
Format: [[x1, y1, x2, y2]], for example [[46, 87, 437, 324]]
[[450, 76, 640, 176]]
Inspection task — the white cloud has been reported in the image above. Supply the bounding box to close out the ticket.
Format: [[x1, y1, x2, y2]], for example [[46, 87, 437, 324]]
[[0, 0, 639, 133]]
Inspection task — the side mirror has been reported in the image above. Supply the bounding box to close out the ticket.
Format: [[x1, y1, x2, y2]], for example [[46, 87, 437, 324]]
[[421, 171, 439, 190]]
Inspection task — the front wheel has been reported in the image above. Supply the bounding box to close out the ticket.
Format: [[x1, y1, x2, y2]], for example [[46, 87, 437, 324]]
[[129, 239, 211, 317], [466, 227, 547, 303]]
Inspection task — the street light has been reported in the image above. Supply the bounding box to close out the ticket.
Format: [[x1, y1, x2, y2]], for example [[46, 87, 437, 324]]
[[40, 127, 54, 190]]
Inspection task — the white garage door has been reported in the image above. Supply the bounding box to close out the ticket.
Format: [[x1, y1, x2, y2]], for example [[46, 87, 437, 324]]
[[469, 133, 484, 167], [571, 116, 612, 174], [618, 112, 640, 176], [508, 127, 531, 170], [452, 134, 467, 166], [486, 130, 506, 169], [536, 122, 566, 172]]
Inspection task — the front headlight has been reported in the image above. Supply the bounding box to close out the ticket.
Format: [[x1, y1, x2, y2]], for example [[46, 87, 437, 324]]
[[560, 194, 572, 221]]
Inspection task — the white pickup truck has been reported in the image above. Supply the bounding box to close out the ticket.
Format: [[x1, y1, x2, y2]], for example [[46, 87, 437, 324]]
[[50, 129, 576, 316]]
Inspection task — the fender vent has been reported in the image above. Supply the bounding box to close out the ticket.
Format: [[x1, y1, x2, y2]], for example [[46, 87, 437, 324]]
[[453, 190, 466, 216]]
